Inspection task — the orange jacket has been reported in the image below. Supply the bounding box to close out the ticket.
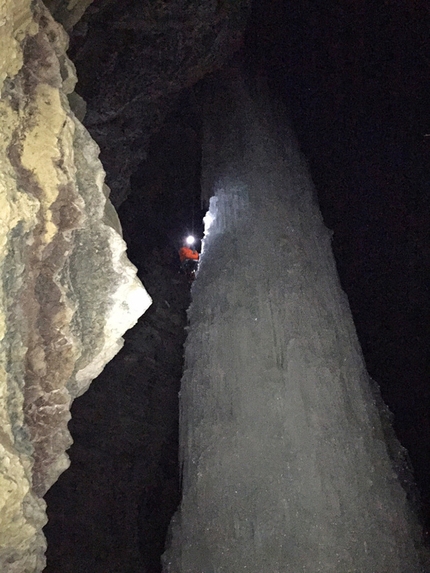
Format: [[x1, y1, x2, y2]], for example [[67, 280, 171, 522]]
[[179, 246, 199, 262]]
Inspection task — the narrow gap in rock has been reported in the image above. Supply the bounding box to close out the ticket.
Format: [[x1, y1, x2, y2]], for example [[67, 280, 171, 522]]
[[43, 89, 205, 573]]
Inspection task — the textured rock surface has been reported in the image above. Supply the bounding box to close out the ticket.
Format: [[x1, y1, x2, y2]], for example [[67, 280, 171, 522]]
[[43, 0, 95, 31], [0, 1, 150, 571], [62, 0, 251, 206], [44, 253, 190, 573], [43, 93, 205, 572], [163, 69, 421, 572]]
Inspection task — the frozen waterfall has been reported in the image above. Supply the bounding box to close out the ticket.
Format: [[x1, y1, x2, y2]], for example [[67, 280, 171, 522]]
[[163, 68, 421, 572]]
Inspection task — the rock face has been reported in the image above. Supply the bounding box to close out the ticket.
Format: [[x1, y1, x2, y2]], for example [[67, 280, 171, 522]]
[[62, 0, 251, 206], [44, 252, 190, 573], [0, 1, 150, 571], [43, 0, 95, 31], [42, 91, 206, 572], [163, 69, 421, 572]]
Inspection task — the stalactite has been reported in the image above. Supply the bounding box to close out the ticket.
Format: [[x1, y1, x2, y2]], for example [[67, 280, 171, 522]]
[[163, 68, 421, 572]]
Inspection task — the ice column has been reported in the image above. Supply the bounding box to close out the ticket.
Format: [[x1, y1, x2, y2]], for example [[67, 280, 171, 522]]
[[163, 69, 421, 572]]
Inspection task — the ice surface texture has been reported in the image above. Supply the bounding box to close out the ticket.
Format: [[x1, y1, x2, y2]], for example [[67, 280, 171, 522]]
[[163, 68, 422, 572]]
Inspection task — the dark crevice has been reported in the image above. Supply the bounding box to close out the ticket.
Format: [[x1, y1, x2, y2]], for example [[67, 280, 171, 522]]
[[44, 91, 204, 573]]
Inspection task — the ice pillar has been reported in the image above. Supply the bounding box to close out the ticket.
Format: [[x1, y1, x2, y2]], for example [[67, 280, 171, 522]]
[[163, 68, 421, 572]]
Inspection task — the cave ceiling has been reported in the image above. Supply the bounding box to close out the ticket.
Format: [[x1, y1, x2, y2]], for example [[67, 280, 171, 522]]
[[45, 0, 251, 207]]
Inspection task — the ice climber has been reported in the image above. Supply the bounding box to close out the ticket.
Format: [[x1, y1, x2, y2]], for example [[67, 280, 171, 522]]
[[178, 236, 199, 279]]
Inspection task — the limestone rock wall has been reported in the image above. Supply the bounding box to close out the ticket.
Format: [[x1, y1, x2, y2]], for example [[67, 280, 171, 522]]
[[0, 1, 151, 571]]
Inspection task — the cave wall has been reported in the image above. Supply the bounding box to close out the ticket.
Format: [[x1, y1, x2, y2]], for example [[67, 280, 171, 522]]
[[63, 0, 251, 206], [0, 1, 150, 571]]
